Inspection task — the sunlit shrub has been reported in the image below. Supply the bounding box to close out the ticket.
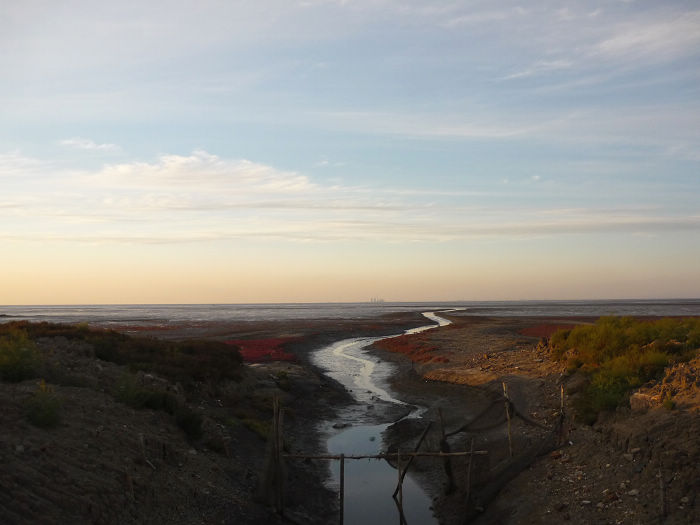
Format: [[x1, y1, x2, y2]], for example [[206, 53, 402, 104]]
[[551, 317, 700, 423]]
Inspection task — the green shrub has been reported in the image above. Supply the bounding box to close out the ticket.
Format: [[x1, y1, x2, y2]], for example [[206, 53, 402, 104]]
[[550, 317, 700, 422], [0, 321, 243, 388], [116, 374, 179, 414], [116, 373, 201, 440], [662, 392, 676, 411], [25, 380, 61, 428], [0, 328, 39, 382]]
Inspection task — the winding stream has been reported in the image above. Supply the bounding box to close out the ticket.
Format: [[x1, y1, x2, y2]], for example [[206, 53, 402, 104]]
[[312, 311, 455, 524]]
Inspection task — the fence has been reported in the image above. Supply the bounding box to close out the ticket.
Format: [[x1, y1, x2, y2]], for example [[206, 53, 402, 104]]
[[259, 382, 567, 524]]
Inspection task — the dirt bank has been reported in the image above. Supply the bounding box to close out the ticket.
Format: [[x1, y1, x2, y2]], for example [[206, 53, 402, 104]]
[[370, 315, 699, 525], [0, 313, 426, 524]]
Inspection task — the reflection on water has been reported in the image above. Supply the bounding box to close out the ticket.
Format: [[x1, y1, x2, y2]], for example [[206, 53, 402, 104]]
[[327, 423, 436, 525], [313, 312, 449, 525]]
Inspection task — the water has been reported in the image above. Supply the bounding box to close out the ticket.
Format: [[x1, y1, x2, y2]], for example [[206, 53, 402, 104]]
[[313, 312, 451, 525], [2, 299, 698, 326]]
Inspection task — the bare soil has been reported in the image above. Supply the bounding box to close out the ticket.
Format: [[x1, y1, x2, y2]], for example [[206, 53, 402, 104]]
[[0, 313, 426, 525], [371, 315, 700, 525]]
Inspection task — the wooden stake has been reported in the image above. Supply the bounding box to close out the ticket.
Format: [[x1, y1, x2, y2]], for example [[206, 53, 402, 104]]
[[659, 469, 666, 518], [271, 396, 284, 516], [503, 382, 513, 458], [560, 384, 565, 412], [466, 438, 474, 503], [339, 454, 345, 525], [397, 450, 403, 516], [438, 409, 455, 494]]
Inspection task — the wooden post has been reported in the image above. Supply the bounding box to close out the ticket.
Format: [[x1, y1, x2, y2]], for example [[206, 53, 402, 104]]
[[397, 450, 403, 518], [503, 382, 513, 458], [466, 438, 474, 503], [339, 454, 345, 525], [560, 383, 564, 413], [658, 469, 665, 518], [557, 383, 566, 446], [270, 396, 284, 516], [438, 409, 455, 494]]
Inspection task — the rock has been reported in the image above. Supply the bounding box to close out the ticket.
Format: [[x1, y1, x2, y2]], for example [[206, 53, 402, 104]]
[[629, 447, 641, 454], [332, 422, 350, 429], [623, 453, 634, 461], [629, 392, 659, 411], [581, 500, 591, 505], [627, 489, 639, 496], [681, 497, 689, 504]]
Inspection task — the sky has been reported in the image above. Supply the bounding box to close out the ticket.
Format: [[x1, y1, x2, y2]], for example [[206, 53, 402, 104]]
[[1, 0, 699, 304]]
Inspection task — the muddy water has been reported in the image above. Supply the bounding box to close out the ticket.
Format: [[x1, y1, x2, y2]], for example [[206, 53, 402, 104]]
[[313, 311, 455, 525]]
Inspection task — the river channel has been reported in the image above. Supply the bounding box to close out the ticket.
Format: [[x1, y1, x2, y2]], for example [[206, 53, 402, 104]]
[[312, 311, 453, 524]]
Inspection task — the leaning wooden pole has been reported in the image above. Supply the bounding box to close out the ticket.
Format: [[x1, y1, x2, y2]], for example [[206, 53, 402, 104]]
[[394, 449, 408, 525], [393, 421, 433, 498]]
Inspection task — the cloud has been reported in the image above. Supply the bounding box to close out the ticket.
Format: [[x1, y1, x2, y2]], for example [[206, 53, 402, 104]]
[[59, 138, 120, 152], [443, 7, 528, 27], [90, 150, 315, 193], [503, 60, 573, 80], [594, 11, 700, 62], [0, 149, 698, 245], [319, 110, 547, 139]]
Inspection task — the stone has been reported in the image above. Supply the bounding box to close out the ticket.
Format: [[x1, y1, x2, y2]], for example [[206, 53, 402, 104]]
[[629, 392, 659, 411], [627, 489, 639, 496], [623, 453, 634, 461]]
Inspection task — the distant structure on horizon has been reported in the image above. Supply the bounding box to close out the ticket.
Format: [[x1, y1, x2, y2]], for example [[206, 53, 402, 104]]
[[369, 298, 385, 304]]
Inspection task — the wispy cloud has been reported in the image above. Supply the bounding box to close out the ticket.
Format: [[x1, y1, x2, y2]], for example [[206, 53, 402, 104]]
[[59, 137, 120, 152], [594, 11, 700, 62], [502, 59, 573, 80], [1, 150, 697, 245]]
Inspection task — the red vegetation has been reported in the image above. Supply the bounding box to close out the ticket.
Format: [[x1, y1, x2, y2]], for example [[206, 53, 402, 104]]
[[374, 335, 447, 364], [225, 337, 298, 363], [519, 324, 577, 338]]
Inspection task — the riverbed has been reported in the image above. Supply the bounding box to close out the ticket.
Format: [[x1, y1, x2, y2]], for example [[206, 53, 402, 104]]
[[312, 311, 453, 524]]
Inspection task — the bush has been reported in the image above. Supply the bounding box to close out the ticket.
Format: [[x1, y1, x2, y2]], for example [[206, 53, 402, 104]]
[[550, 317, 700, 422], [116, 373, 201, 440], [0, 321, 243, 388], [25, 380, 61, 428], [0, 328, 39, 382], [116, 374, 179, 414]]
